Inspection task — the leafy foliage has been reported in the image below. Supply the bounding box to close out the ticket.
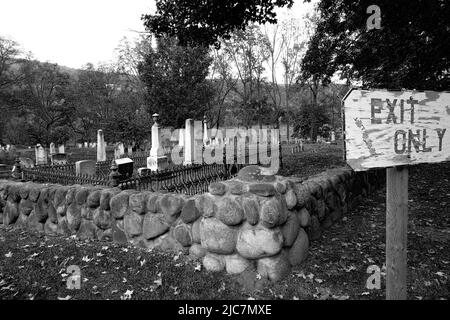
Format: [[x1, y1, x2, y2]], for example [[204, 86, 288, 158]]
[[142, 0, 294, 47], [16, 61, 75, 146], [303, 0, 450, 90], [139, 37, 215, 128]]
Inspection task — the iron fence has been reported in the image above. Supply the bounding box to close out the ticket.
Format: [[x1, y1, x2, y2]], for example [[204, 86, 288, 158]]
[[35, 163, 76, 174], [20, 161, 246, 196], [22, 167, 109, 186], [118, 163, 244, 195]]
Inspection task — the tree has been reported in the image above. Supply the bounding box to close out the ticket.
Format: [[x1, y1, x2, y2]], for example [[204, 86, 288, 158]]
[[303, 0, 450, 90], [104, 104, 151, 148], [17, 61, 74, 146], [279, 13, 314, 113], [70, 63, 121, 143], [139, 36, 215, 128], [142, 0, 294, 47], [0, 36, 24, 90], [0, 36, 25, 143], [207, 48, 237, 129], [292, 102, 329, 139], [221, 25, 279, 127], [115, 35, 152, 94]]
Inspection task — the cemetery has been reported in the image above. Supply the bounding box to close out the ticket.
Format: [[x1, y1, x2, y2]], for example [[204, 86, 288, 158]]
[[0, 0, 448, 303]]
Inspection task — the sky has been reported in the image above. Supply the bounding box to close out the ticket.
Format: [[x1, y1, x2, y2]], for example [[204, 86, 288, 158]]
[[0, 0, 315, 69]]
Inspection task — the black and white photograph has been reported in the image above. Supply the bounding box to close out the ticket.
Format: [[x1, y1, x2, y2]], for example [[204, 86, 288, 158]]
[[0, 0, 449, 306]]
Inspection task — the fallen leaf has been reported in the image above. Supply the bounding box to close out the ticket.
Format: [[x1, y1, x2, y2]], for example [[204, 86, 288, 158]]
[[154, 273, 162, 287], [82, 255, 93, 262], [121, 289, 133, 300]]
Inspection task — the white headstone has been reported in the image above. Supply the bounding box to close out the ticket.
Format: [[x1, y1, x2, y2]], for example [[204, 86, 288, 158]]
[[97, 129, 106, 162], [35, 144, 47, 165], [49, 142, 56, 155], [203, 118, 209, 144], [75, 160, 96, 176], [58, 144, 65, 154], [150, 122, 162, 157], [184, 119, 195, 165], [179, 129, 185, 147], [114, 142, 125, 159], [147, 116, 168, 171]]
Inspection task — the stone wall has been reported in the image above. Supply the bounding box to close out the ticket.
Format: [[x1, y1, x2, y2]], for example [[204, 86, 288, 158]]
[[0, 165, 384, 282]]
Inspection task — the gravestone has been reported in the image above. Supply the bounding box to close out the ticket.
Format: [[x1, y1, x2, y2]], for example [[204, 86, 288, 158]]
[[35, 144, 47, 165], [58, 144, 65, 154], [179, 129, 185, 147], [51, 153, 68, 165], [115, 157, 133, 180], [97, 129, 106, 162], [49, 142, 56, 155], [137, 167, 151, 176], [184, 119, 195, 165], [203, 116, 209, 145], [127, 144, 134, 156], [147, 114, 169, 171], [193, 120, 203, 163], [114, 142, 125, 159], [75, 160, 96, 176]]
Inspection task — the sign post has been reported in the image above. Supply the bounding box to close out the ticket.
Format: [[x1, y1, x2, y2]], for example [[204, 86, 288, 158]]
[[386, 166, 408, 299], [343, 88, 450, 300]]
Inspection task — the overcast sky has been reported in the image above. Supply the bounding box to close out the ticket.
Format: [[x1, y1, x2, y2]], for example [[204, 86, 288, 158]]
[[0, 0, 315, 69]]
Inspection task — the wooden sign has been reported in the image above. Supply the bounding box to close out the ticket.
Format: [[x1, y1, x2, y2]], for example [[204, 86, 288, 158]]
[[343, 88, 450, 171], [342, 88, 450, 300]]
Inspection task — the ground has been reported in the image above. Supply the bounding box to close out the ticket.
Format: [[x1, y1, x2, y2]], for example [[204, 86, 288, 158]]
[[0, 143, 448, 300]]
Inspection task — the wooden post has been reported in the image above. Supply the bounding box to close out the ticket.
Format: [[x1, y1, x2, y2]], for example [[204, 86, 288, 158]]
[[386, 166, 408, 300]]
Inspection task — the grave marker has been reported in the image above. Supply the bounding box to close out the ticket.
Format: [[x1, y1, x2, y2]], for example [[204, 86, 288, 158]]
[[35, 144, 47, 165], [343, 88, 450, 300], [49, 142, 56, 155], [147, 113, 168, 171], [97, 129, 106, 162], [75, 160, 96, 176], [184, 119, 195, 165], [115, 157, 134, 180], [114, 142, 125, 159]]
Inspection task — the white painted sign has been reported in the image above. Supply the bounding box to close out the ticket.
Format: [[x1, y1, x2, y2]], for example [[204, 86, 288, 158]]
[[343, 88, 450, 171]]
